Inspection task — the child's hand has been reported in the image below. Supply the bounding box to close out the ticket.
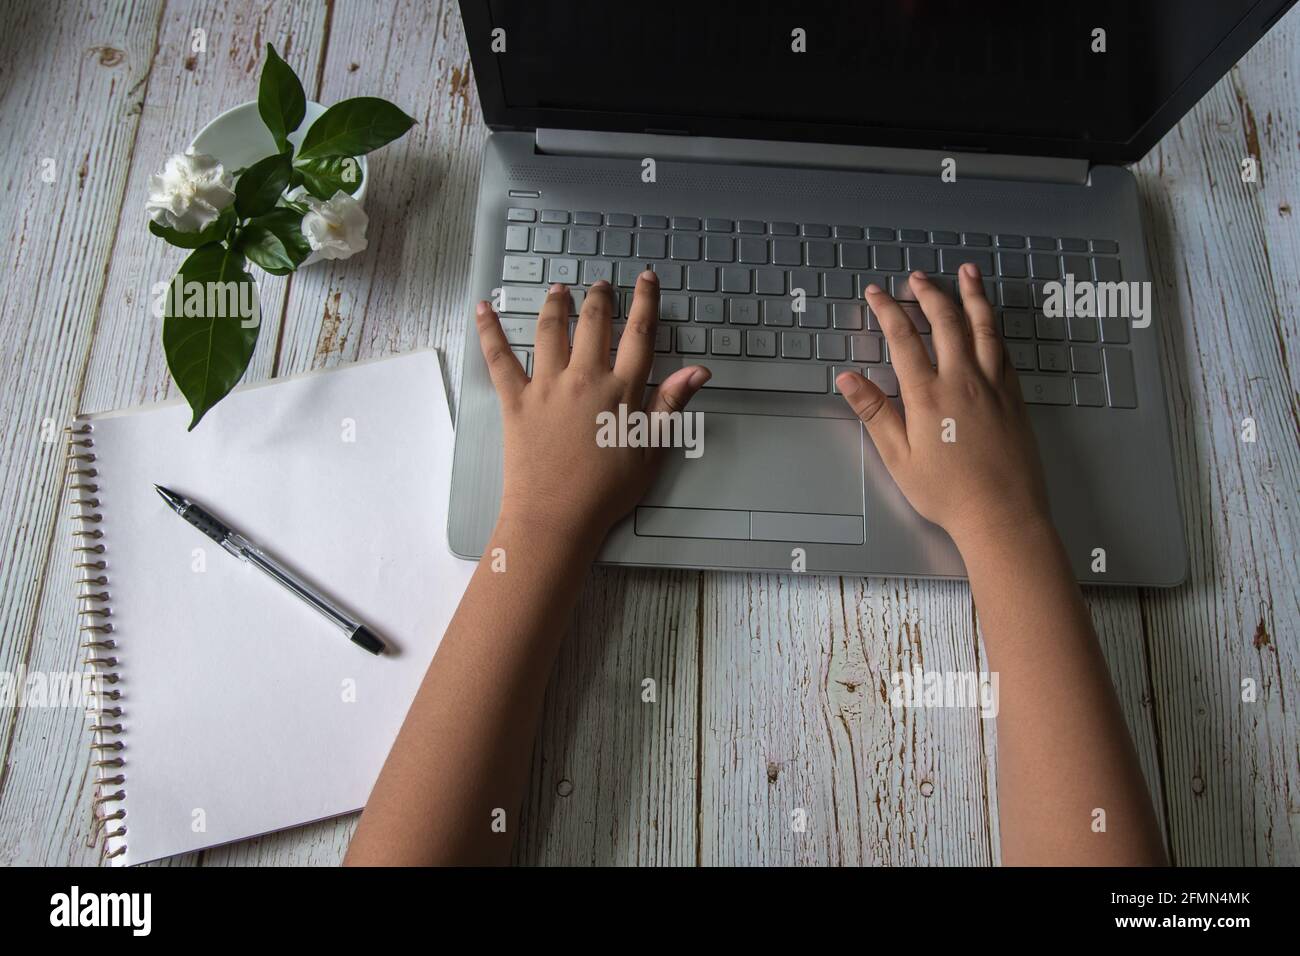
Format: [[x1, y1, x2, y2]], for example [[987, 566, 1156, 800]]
[[476, 273, 710, 542], [835, 267, 1052, 550]]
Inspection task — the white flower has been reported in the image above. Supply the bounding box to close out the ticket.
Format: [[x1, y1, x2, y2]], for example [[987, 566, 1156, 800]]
[[299, 190, 369, 263], [145, 149, 235, 233]]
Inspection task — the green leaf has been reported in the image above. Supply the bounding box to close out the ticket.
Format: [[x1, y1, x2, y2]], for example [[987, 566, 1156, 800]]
[[161, 243, 261, 430], [258, 43, 306, 153], [295, 97, 415, 161], [234, 152, 293, 219], [239, 208, 312, 275], [293, 155, 364, 200], [148, 206, 235, 248]]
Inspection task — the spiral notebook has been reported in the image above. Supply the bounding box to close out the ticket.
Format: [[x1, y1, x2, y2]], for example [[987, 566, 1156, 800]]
[[67, 350, 476, 865]]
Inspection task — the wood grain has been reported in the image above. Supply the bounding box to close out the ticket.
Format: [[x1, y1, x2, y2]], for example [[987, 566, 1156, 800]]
[[0, 0, 1294, 867]]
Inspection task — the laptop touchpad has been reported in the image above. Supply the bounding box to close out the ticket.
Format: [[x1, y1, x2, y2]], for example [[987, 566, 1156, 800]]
[[639, 413, 864, 541]]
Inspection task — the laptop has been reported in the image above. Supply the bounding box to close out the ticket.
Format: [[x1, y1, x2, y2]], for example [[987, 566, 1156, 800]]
[[449, 0, 1294, 586]]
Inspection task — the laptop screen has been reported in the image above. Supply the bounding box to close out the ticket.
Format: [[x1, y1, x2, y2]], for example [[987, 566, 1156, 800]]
[[464, 0, 1286, 163]]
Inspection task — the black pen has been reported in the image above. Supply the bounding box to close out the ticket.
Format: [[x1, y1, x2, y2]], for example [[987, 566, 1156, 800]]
[[154, 485, 385, 655]]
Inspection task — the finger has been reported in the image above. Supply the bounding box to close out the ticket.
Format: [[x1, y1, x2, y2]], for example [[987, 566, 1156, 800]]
[[835, 370, 909, 468], [571, 280, 615, 369], [907, 271, 971, 371], [475, 301, 527, 402], [864, 283, 935, 388], [531, 283, 572, 378], [613, 269, 659, 391], [958, 264, 1003, 381], [644, 365, 710, 417]]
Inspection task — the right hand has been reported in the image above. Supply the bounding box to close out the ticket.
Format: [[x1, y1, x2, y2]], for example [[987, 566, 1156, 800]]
[[834, 265, 1053, 550]]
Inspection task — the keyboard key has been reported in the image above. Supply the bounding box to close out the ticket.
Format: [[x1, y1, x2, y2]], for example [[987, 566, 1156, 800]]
[[856, 272, 889, 298], [606, 213, 635, 227], [823, 273, 854, 300], [705, 236, 735, 262], [890, 274, 919, 302], [797, 302, 829, 329], [833, 302, 864, 330], [687, 265, 717, 291], [649, 356, 826, 393], [505, 225, 529, 251], [540, 209, 569, 224], [499, 285, 549, 314], [704, 218, 732, 232], [998, 252, 1028, 277], [533, 227, 564, 254], [834, 225, 863, 239], [900, 228, 927, 243], [1000, 282, 1030, 307], [1071, 346, 1102, 373], [636, 232, 667, 259], [1028, 235, 1055, 250], [770, 221, 799, 236], [1067, 314, 1099, 342], [603, 231, 633, 257], [963, 232, 992, 247], [729, 299, 760, 325], [573, 211, 602, 225], [1100, 315, 1130, 344], [655, 326, 672, 352], [1060, 237, 1088, 252], [1037, 344, 1069, 372], [867, 365, 899, 397], [502, 256, 545, 283], [1103, 348, 1137, 407], [789, 269, 818, 297], [816, 334, 847, 361], [874, 246, 905, 272], [802, 223, 831, 237], [507, 207, 536, 222], [806, 241, 836, 267], [567, 228, 598, 256], [1090, 239, 1119, 254], [1007, 341, 1036, 370], [1002, 310, 1033, 339], [940, 249, 994, 275], [670, 233, 700, 260], [499, 316, 538, 345], [737, 219, 765, 234], [1074, 376, 1105, 407], [510, 347, 531, 373], [900, 302, 931, 333], [782, 331, 812, 358], [772, 239, 802, 266], [638, 214, 668, 229], [745, 329, 777, 357], [1020, 375, 1072, 405], [711, 327, 741, 355], [1093, 257, 1122, 281], [850, 334, 881, 362], [996, 234, 1025, 248], [866, 226, 895, 241], [931, 230, 960, 245], [720, 267, 751, 294], [695, 297, 724, 323], [582, 259, 613, 285], [764, 301, 794, 326], [1035, 312, 1066, 340], [616, 260, 648, 286], [906, 247, 938, 272], [676, 326, 707, 354], [651, 262, 683, 290], [1030, 253, 1060, 279], [1061, 254, 1091, 279], [672, 216, 700, 230], [738, 238, 768, 264], [750, 269, 782, 295], [659, 294, 690, 322], [840, 243, 871, 270], [548, 258, 579, 283]]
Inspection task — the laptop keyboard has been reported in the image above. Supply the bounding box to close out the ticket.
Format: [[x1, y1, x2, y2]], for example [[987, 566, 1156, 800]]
[[495, 207, 1137, 409]]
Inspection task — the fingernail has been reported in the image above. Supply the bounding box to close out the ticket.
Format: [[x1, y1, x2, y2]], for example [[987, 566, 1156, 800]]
[[475, 300, 489, 316], [865, 283, 882, 294], [548, 282, 566, 294], [639, 268, 657, 282], [688, 367, 712, 389], [592, 279, 611, 290], [961, 263, 979, 279], [912, 270, 927, 280], [836, 372, 863, 397]]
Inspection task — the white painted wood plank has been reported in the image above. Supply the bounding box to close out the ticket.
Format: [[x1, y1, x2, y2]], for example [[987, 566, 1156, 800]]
[[0, 0, 328, 866]]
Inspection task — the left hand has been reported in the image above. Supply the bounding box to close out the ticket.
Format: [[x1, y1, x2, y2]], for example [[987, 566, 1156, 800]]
[[475, 271, 710, 542]]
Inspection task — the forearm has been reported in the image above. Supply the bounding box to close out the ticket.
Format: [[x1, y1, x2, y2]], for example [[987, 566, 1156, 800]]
[[345, 515, 599, 865], [958, 521, 1167, 866]]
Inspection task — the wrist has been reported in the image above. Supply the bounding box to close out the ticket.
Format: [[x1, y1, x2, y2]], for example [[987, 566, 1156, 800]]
[[949, 511, 1061, 564], [494, 505, 611, 557]]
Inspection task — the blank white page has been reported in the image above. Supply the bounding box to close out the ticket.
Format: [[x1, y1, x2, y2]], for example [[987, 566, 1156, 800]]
[[82, 350, 475, 865]]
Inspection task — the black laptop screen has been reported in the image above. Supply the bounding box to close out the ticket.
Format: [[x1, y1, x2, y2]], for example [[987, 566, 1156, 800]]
[[466, 0, 1280, 162]]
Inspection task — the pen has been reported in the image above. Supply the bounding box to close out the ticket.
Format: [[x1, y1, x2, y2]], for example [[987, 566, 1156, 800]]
[[154, 485, 385, 655]]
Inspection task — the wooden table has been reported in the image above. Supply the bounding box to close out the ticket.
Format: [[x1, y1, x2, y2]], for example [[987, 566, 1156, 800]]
[[1, 0, 1295, 866]]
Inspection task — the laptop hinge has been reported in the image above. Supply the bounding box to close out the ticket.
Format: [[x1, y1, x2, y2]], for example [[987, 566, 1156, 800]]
[[535, 129, 1089, 186]]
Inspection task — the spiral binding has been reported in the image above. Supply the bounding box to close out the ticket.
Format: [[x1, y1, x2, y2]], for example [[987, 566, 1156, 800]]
[[67, 421, 127, 862]]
